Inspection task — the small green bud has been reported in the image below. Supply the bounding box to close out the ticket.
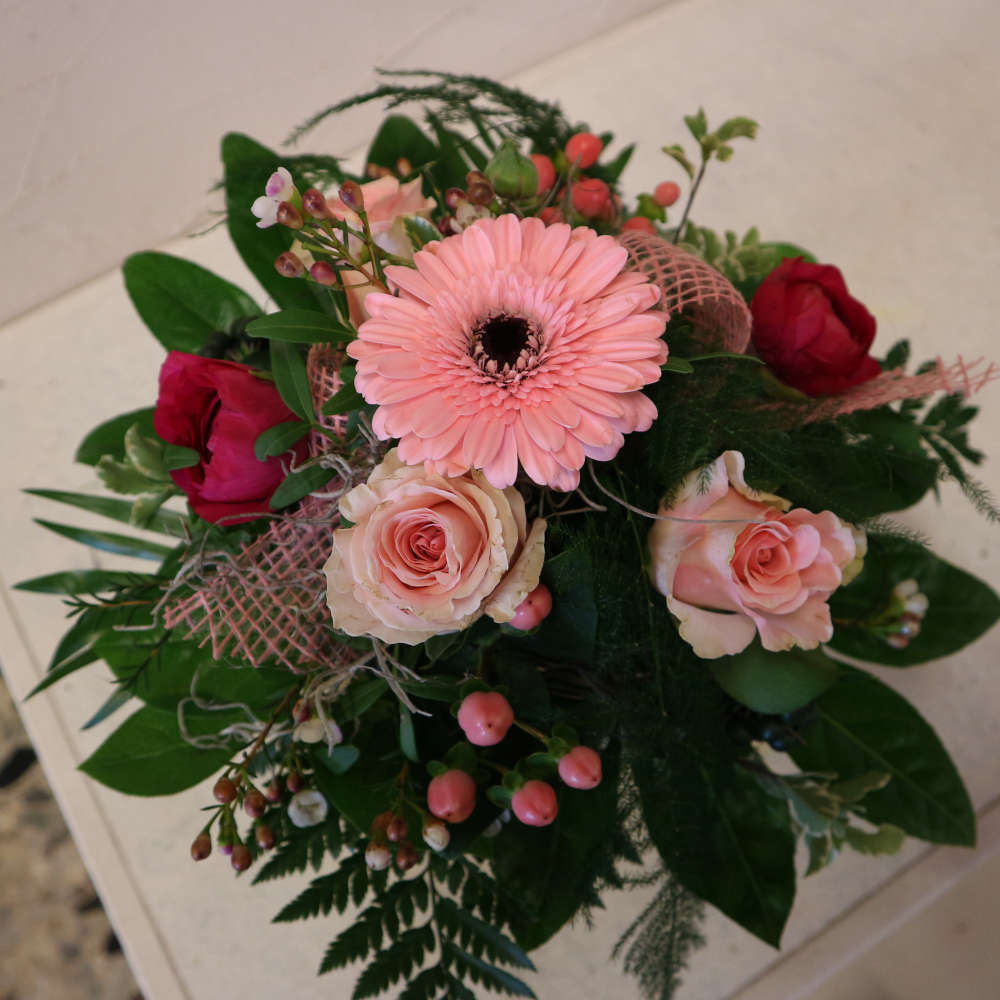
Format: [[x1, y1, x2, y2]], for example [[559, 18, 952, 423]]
[[484, 139, 538, 200]]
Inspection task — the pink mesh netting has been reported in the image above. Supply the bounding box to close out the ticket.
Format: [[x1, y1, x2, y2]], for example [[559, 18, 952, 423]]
[[619, 230, 751, 353], [163, 345, 350, 672], [782, 356, 1000, 424]]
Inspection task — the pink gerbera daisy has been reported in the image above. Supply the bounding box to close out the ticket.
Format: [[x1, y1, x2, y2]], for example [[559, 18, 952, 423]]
[[347, 214, 668, 491]]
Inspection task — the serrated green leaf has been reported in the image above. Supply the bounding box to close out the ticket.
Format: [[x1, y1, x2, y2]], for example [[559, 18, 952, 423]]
[[436, 897, 535, 970], [661, 144, 695, 180], [254, 420, 310, 461], [96, 456, 162, 496], [247, 309, 354, 344], [268, 464, 333, 509], [790, 665, 975, 846], [444, 942, 537, 997], [716, 116, 759, 141], [123, 251, 261, 353], [684, 109, 708, 141], [844, 822, 906, 856], [25, 488, 186, 537], [33, 519, 173, 562], [79, 705, 233, 795], [710, 644, 839, 714], [75, 408, 156, 466]]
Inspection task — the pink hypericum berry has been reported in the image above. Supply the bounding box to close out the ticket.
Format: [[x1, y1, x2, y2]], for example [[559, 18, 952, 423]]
[[558, 746, 603, 790], [427, 770, 477, 824], [571, 178, 610, 218], [539, 206, 564, 226], [565, 132, 603, 169], [457, 691, 515, 746], [511, 780, 558, 827], [653, 181, 682, 207], [622, 216, 657, 235], [509, 583, 553, 631], [530, 154, 556, 194]]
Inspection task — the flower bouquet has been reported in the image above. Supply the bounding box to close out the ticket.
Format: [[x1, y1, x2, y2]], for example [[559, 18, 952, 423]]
[[22, 71, 1000, 999]]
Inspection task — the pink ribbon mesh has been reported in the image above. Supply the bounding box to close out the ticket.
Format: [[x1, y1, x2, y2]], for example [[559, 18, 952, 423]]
[[619, 230, 752, 353], [163, 345, 352, 672]]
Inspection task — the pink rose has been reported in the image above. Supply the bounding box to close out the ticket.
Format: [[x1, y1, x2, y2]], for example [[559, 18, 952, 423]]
[[327, 176, 436, 326], [648, 451, 863, 659], [324, 449, 546, 645]]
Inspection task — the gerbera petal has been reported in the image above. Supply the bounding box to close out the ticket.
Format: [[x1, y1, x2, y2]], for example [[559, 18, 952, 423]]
[[482, 426, 519, 488], [462, 414, 506, 469]]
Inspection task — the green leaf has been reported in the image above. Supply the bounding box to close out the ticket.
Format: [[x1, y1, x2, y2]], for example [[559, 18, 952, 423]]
[[638, 757, 795, 947], [247, 309, 354, 344], [321, 383, 366, 417], [492, 748, 620, 950], [163, 445, 199, 471], [684, 109, 708, 141], [789, 665, 975, 846], [268, 464, 333, 509], [844, 822, 906, 856], [81, 687, 133, 729], [399, 706, 419, 762], [402, 216, 440, 251], [828, 534, 1000, 666], [661, 144, 695, 180], [33, 519, 173, 561], [709, 645, 840, 714], [254, 420, 310, 461], [662, 357, 694, 374], [758, 241, 817, 265], [25, 488, 186, 537], [308, 746, 397, 833], [15, 568, 154, 596], [79, 705, 233, 795], [75, 408, 156, 466], [443, 942, 537, 997], [335, 677, 388, 720], [221, 133, 331, 314], [367, 115, 438, 175], [269, 340, 314, 421], [315, 744, 361, 776], [122, 251, 261, 353], [715, 117, 759, 142]]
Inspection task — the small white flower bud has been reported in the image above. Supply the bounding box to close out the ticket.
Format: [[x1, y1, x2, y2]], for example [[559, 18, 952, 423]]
[[893, 578, 919, 599], [288, 789, 329, 828], [365, 842, 392, 870], [904, 593, 929, 616], [422, 820, 450, 852]]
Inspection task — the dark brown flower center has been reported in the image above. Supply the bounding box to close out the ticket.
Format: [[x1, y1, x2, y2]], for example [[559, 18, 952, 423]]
[[470, 312, 540, 380]]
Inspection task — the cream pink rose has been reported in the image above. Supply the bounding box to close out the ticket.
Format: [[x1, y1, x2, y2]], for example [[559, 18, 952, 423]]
[[327, 176, 436, 326], [325, 449, 546, 645], [648, 451, 864, 659]]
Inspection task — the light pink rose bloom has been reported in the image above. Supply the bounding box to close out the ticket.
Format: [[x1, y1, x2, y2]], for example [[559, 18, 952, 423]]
[[327, 176, 436, 325], [648, 451, 863, 659], [325, 449, 546, 644]]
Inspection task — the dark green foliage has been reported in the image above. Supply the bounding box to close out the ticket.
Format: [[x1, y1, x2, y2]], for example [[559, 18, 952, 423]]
[[789, 666, 976, 846], [613, 874, 706, 1000], [829, 534, 1000, 665]]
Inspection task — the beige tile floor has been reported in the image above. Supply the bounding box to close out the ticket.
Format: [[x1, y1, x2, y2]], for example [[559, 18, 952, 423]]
[[2, 0, 1000, 997]]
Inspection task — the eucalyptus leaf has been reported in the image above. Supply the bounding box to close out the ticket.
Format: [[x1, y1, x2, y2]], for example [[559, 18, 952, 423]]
[[123, 251, 261, 353], [789, 665, 975, 846]]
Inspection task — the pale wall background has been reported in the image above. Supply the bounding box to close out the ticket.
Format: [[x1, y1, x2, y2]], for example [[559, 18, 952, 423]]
[[2, 1, 1000, 999]]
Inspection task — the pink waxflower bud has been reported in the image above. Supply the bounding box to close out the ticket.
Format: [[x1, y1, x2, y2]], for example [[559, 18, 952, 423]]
[[190, 832, 212, 861], [558, 746, 602, 790], [395, 841, 419, 872], [244, 790, 268, 818], [302, 187, 329, 219], [386, 815, 408, 843], [365, 842, 392, 871], [275, 251, 305, 278], [512, 780, 558, 827], [265, 167, 295, 200], [457, 691, 515, 747], [310, 261, 339, 286], [445, 187, 467, 210], [231, 844, 252, 872], [422, 820, 450, 852], [427, 770, 477, 824], [509, 583, 553, 631], [277, 201, 303, 230], [338, 180, 364, 211]]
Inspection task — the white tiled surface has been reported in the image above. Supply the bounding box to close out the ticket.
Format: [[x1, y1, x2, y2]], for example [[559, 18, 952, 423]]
[[2, 0, 1000, 997]]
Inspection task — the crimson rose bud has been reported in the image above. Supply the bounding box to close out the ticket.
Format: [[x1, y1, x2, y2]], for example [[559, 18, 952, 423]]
[[154, 352, 307, 524], [750, 258, 881, 397]]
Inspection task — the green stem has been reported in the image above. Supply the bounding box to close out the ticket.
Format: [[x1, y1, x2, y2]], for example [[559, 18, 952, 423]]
[[672, 156, 708, 244]]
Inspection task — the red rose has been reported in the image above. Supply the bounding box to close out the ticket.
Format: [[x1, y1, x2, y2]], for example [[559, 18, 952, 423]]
[[154, 351, 304, 524], [750, 258, 881, 396]]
